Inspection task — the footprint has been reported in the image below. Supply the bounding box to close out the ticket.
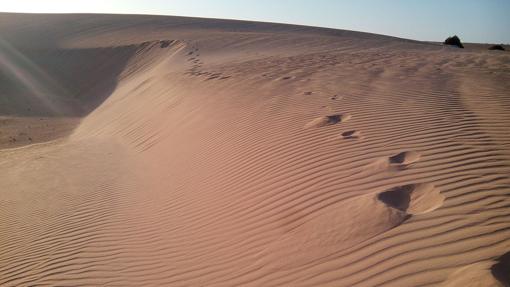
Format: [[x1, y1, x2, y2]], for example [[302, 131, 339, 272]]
[[441, 254, 510, 287], [441, 261, 503, 287], [206, 75, 220, 81], [491, 251, 510, 286], [367, 151, 421, 172], [377, 183, 444, 215], [389, 151, 421, 166], [159, 40, 173, 48], [342, 130, 362, 139], [305, 113, 351, 129]]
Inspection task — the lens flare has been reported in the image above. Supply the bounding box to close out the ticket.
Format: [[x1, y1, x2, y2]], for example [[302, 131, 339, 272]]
[[0, 37, 70, 115]]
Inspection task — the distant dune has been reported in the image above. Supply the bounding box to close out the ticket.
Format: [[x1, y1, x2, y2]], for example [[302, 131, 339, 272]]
[[1, 13, 510, 287]]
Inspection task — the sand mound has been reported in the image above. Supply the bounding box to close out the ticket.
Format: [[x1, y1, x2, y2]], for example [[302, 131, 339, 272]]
[[378, 183, 444, 215], [260, 194, 408, 269], [305, 114, 351, 128]]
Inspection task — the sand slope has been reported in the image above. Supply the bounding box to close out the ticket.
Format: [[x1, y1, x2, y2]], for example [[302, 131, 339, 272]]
[[1, 13, 510, 286]]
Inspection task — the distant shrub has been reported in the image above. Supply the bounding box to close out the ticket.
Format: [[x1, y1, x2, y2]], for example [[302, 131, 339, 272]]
[[489, 45, 505, 51], [444, 35, 464, 48]]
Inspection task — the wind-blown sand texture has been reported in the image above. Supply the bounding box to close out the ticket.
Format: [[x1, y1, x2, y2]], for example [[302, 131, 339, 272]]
[[1, 13, 510, 287]]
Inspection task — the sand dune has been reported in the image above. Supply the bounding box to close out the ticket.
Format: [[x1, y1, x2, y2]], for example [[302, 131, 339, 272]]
[[1, 13, 510, 286]]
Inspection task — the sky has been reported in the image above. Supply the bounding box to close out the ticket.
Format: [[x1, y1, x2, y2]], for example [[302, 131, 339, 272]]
[[1, 0, 509, 43]]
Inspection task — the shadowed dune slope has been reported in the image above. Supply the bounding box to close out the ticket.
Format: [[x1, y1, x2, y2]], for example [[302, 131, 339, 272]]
[[1, 13, 510, 286]]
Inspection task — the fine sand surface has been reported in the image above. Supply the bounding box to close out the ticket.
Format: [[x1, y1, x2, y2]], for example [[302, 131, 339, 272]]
[[1, 13, 510, 286]]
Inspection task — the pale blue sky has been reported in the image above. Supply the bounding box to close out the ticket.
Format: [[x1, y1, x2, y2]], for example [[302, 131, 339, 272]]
[[1, 0, 509, 43]]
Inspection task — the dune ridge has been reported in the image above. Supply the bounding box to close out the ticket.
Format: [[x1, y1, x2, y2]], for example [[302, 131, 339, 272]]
[[1, 13, 510, 286]]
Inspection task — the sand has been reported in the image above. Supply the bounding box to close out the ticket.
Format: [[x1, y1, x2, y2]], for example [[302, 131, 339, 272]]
[[1, 13, 510, 286]]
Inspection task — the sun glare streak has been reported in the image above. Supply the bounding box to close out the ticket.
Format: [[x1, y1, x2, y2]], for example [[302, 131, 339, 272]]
[[0, 37, 70, 115]]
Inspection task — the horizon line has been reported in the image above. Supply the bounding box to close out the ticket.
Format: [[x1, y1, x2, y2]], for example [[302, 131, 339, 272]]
[[1, 11, 508, 45]]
